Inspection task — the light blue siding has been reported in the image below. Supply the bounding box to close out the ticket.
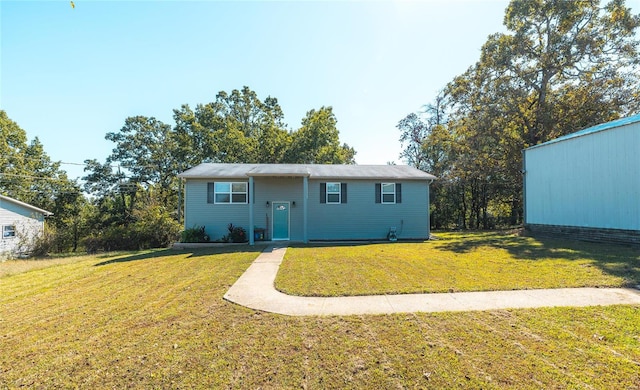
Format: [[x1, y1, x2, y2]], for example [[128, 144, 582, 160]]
[[183, 177, 431, 241], [184, 177, 306, 241], [183, 179, 251, 241], [253, 178, 305, 241], [524, 120, 640, 230], [307, 180, 429, 240]]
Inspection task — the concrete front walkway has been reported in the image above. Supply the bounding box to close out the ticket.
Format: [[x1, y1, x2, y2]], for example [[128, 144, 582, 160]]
[[223, 245, 640, 316]]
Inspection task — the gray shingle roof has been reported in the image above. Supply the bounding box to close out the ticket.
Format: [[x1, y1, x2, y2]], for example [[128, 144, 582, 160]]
[[178, 163, 436, 181]]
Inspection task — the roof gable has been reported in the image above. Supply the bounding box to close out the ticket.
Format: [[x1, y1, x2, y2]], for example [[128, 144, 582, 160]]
[[0, 195, 53, 216]]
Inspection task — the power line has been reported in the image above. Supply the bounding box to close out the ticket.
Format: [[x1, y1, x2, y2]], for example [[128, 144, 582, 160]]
[[5, 155, 170, 171], [0, 172, 132, 183], [0, 173, 74, 182], [4, 155, 123, 169]]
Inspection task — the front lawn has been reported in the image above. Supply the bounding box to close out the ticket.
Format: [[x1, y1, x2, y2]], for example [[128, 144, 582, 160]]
[[275, 231, 640, 296], [1, 240, 639, 388]]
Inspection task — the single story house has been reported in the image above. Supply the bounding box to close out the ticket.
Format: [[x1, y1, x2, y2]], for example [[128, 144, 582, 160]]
[[178, 163, 436, 244], [0, 194, 53, 258], [523, 113, 640, 244]]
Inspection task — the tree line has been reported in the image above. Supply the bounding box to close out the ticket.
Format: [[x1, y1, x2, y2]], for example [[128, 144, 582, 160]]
[[398, 0, 640, 230], [0, 87, 356, 253], [4, 0, 639, 253]]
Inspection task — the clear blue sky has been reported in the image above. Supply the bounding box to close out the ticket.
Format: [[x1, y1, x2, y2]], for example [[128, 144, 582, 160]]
[[2, 0, 637, 180]]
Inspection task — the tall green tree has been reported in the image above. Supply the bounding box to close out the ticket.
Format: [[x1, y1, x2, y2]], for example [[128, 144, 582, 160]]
[[172, 87, 355, 166], [482, 0, 640, 146], [285, 106, 356, 164], [82, 158, 136, 227], [1, 110, 87, 252], [173, 86, 290, 164], [105, 116, 179, 205], [399, 0, 640, 229], [0, 111, 39, 203], [89, 87, 357, 249], [50, 188, 89, 252], [0, 110, 28, 194], [398, 92, 448, 171], [172, 104, 210, 169], [397, 113, 429, 170]]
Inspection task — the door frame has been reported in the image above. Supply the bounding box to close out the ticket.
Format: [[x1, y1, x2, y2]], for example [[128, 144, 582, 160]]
[[271, 201, 290, 241]]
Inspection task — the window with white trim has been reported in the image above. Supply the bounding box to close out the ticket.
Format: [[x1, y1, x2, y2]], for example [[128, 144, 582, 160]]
[[326, 182, 341, 204], [375, 183, 402, 204], [207, 182, 248, 204], [2, 225, 16, 239], [381, 183, 396, 204]]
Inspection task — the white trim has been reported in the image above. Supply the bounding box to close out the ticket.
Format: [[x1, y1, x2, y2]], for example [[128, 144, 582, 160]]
[[381, 182, 396, 204], [2, 225, 16, 239], [326, 182, 341, 204], [208, 181, 248, 204]]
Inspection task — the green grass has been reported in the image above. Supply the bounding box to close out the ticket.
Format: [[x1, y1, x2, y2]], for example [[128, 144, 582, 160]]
[[0, 251, 131, 278], [275, 231, 640, 296], [1, 238, 640, 388]]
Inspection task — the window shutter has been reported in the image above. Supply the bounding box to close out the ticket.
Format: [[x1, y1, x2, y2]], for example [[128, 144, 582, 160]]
[[396, 183, 402, 203], [207, 182, 215, 203], [320, 183, 326, 203], [375, 183, 381, 203], [341, 183, 347, 204]]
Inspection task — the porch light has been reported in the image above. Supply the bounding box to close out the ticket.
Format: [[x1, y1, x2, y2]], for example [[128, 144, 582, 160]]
[[266, 201, 270, 207]]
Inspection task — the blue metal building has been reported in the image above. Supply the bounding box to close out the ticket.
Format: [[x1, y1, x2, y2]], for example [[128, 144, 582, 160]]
[[523, 114, 640, 244]]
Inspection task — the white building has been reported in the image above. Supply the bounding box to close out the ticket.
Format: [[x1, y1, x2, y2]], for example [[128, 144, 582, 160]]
[[523, 114, 640, 244], [0, 195, 53, 258]]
